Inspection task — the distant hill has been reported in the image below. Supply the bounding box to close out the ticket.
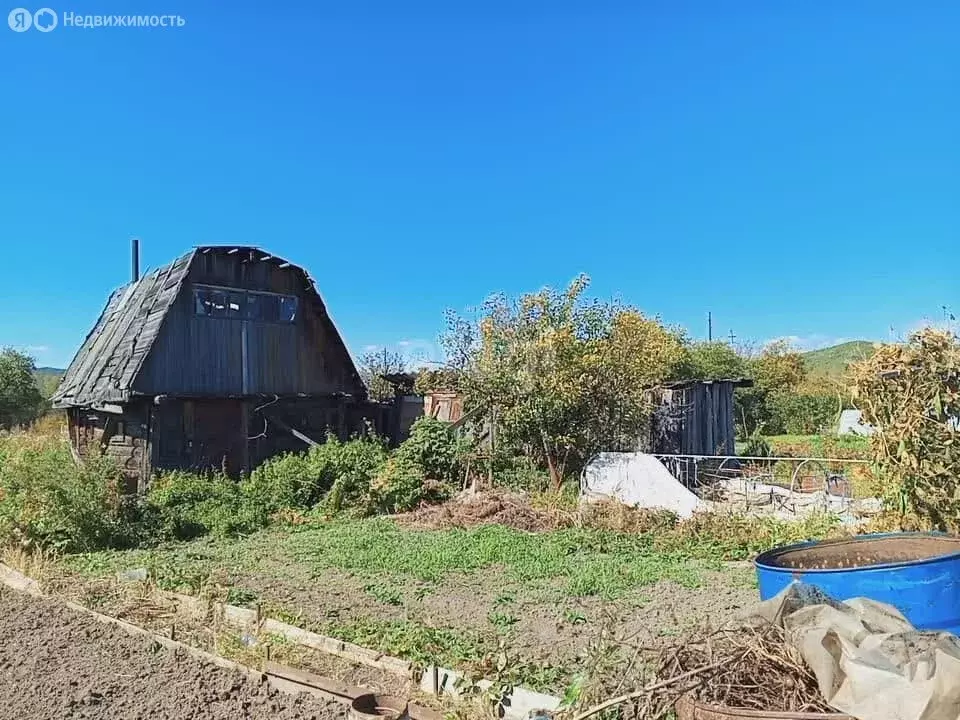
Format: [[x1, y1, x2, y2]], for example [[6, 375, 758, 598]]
[[34, 366, 66, 399], [803, 341, 877, 379]]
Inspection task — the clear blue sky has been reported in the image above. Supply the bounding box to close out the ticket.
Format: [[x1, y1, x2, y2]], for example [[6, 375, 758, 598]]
[[2, 0, 957, 368]]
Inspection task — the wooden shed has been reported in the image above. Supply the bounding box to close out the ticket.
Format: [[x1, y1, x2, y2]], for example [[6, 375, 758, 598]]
[[649, 379, 753, 456], [52, 245, 386, 491]]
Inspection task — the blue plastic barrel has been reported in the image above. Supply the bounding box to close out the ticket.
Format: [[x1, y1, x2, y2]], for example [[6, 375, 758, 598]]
[[755, 532, 960, 634]]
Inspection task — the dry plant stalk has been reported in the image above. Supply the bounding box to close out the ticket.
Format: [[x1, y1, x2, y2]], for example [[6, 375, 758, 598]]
[[851, 328, 960, 530], [663, 621, 833, 714], [569, 619, 835, 720]]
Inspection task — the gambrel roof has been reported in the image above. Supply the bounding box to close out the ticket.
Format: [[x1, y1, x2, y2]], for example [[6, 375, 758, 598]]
[[52, 246, 363, 408]]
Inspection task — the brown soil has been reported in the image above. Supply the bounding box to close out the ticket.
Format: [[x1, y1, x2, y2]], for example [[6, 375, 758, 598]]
[[765, 534, 960, 570], [0, 587, 346, 720], [396, 490, 566, 532]]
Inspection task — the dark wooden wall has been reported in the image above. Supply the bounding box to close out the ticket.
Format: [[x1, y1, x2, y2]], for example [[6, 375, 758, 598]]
[[651, 381, 738, 456], [134, 251, 365, 398], [68, 404, 150, 493], [149, 397, 392, 479]]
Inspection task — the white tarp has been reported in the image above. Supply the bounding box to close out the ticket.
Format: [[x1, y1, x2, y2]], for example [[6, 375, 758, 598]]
[[756, 583, 960, 720], [838, 409, 875, 436], [580, 452, 704, 519]]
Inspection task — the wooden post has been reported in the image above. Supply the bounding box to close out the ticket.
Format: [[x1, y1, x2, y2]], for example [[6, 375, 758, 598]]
[[487, 407, 497, 489], [240, 400, 250, 475]]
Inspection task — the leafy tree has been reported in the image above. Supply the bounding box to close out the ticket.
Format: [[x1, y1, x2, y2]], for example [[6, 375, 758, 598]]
[[767, 391, 838, 435], [436, 275, 685, 488], [751, 339, 806, 392], [735, 340, 807, 436], [0, 349, 44, 429], [34, 371, 62, 401], [678, 341, 747, 380], [358, 348, 408, 402]]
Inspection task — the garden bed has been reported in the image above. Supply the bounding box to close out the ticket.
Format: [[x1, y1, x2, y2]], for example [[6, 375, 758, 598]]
[[47, 516, 759, 693], [0, 586, 345, 720]]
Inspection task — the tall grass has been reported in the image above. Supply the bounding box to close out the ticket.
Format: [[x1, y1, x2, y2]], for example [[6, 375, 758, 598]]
[[0, 435, 133, 552]]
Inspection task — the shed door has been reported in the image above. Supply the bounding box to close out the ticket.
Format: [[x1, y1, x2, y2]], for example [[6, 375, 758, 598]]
[[188, 400, 247, 475]]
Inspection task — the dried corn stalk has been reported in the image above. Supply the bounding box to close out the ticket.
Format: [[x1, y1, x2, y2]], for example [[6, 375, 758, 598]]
[[851, 328, 960, 530]]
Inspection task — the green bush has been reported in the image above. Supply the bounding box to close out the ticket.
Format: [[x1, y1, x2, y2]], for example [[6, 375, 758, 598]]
[[241, 451, 321, 515], [146, 470, 263, 539], [741, 433, 771, 458], [0, 443, 131, 552], [367, 418, 470, 514], [317, 436, 390, 515], [492, 453, 552, 492], [240, 434, 391, 519], [392, 417, 470, 485], [767, 392, 838, 435]]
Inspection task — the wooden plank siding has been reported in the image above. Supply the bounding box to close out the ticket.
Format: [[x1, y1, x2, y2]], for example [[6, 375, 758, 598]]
[[134, 251, 363, 398], [650, 380, 747, 456]]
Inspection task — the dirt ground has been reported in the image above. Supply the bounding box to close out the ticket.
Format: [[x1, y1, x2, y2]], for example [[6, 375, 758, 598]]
[[0, 587, 346, 720], [224, 563, 757, 668], [46, 492, 762, 693]]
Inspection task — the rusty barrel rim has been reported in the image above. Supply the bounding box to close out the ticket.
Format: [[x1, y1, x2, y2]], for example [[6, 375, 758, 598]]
[[350, 693, 409, 720], [754, 531, 960, 574]]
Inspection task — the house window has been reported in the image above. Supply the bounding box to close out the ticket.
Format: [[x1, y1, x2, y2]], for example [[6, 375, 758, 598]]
[[194, 287, 244, 318], [193, 285, 297, 324], [246, 292, 299, 323]]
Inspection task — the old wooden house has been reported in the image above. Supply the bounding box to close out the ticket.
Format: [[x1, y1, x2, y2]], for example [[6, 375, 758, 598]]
[[649, 378, 753, 456], [52, 244, 386, 491]]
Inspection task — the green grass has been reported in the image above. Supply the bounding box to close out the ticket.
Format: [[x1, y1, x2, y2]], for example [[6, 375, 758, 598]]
[[273, 609, 489, 668], [64, 514, 819, 603], [259, 607, 570, 691], [737, 433, 870, 458], [283, 518, 707, 598]]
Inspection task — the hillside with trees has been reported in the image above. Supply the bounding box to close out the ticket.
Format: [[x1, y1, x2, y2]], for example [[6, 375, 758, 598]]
[[803, 341, 876, 380]]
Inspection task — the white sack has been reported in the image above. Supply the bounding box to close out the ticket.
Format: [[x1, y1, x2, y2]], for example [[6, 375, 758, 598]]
[[580, 452, 704, 519]]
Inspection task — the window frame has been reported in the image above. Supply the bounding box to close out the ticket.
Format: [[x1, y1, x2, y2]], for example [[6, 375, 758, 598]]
[[192, 284, 299, 324]]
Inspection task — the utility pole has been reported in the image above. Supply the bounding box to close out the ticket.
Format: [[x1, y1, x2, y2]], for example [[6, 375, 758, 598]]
[[728, 329, 736, 344], [707, 312, 713, 342]]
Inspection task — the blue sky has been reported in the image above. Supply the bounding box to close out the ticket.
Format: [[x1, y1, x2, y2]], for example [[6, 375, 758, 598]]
[[1, 0, 957, 369]]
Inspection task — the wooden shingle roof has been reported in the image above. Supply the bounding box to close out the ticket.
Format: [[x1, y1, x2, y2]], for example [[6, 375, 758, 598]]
[[51, 250, 195, 408]]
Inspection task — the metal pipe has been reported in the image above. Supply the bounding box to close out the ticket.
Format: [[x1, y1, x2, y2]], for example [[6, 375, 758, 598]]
[[131, 237, 140, 282]]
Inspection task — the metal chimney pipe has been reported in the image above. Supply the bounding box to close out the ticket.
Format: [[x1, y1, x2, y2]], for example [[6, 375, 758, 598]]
[[131, 237, 140, 282]]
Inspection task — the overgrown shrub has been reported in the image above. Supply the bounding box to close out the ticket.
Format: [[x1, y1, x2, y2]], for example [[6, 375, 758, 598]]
[[652, 511, 843, 561], [146, 470, 263, 539], [371, 456, 436, 514], [0, 443, 131, 552], [368, 418, 468, 514], [318, 436, 391, 515], [741, 433, 771, 458], [493, 454, 552, 493], [241, 448, 324, 515], [767, 392, 838, 435], [393, 417, 470, 485]]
